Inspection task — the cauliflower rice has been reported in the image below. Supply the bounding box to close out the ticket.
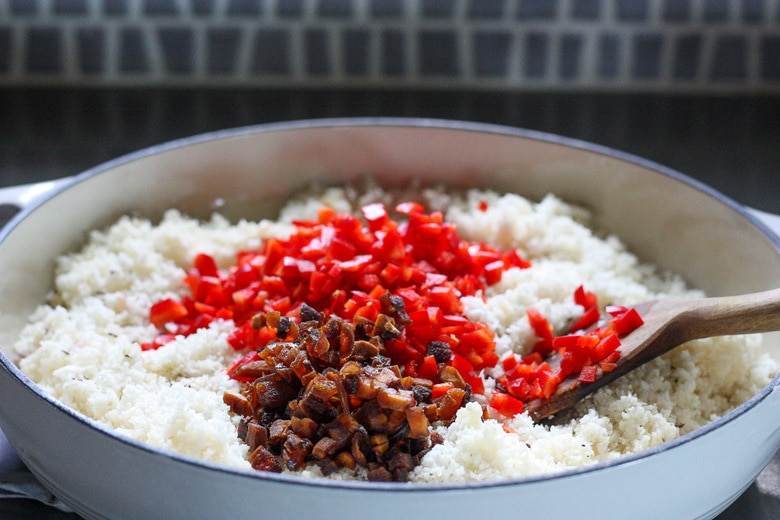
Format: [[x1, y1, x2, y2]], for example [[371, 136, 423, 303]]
[[14, 186, 778, 482]]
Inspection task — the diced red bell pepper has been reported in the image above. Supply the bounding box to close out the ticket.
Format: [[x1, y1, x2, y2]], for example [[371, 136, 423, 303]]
[[428, 285, 464, 315], [527, 308, 553, 341], [599, 361, 618, 373], [606, 305, 629, 317], [503, 249, 531, 270], [361, 202, 389, 231], [328, 237, 357, 262], [262, 238, 285, 275], [194, 276, 226, 306], [226, 350, 260, 379], [527, 308, 554, 355], [431, 382, 455, 399], [489, 391, 524, 416], [140, 333, 177, 351], [317, 206, 336, 224], [578, 364, 599, 383], [598, 351, 621, 373], [559, 346, 589, 379], [608, 307, 644, 336], [552, 334, 580, 350], [573, 285, 598, 310], [149, 298, 189, 328], [521, 352, 544, 365], [483, 260, 505, 286], [336, 254, 373, 272], [592, 332, 621, 361], [535, 368, 561, 399], [395, 201, 425, 215], [502, 354, 519, 372], [569, 305, 600, 332], [418, 354, 440, 380], [451, 354, 484, 393], [193, 253, 220, 278]]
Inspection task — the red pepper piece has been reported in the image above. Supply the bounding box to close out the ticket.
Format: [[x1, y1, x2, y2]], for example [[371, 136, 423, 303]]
[[395, 201, 425, 215], [456, 327, 496, 371], [193, 253, 220, 278], [527, 308, 554, 356], [417, 355, 440, 380], [361, 202, 389, 231], [226, 350, 260, 380], [431, 382, 455, 399], [317, 206, 336, 224], [569, 305, 600, 332], [595, 351, 621, 373], [503, 249, 531, 270], [502, 354, 519, 372], [451, 354, 485, 394], [483, 260, 505, 286], [599, 361, 618, 373], [608, 307, 644, 336], [570, 285, 601, 332], [535, 368, 561, 399], [140, 333, 176, 351], [573, 285, 598, 310], [527, 308, 553, 341], [149, 298, 189, 328], [552, 334, 580, 351], [559, 346, 589, 379], [262, 238, 285, 275], [194, 276, 226, 306], [605, 305, 629, 317], [592, 333, 621, 361], [521, 352, 544, 365], [506, 377, 532, 401], [428, 285, 464, 315], [489, 392, 524, 416], [578, 364, 598, 383]]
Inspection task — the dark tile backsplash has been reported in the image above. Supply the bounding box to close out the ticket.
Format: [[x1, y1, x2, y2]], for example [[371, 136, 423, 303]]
[[0, 0, 778, 91]]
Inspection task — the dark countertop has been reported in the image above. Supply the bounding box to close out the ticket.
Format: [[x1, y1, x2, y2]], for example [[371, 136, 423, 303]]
[[0, 87, 778, 519]]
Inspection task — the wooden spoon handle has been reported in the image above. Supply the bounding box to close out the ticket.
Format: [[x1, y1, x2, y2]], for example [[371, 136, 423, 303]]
[[671, 287, 780, 341]]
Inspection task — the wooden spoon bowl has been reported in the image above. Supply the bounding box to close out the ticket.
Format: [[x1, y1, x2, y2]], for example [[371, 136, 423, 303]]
[[526, 287, 780, 421]]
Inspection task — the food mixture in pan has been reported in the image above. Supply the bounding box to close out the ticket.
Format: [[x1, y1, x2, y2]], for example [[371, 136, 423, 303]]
[[14, 184, 778, 483]]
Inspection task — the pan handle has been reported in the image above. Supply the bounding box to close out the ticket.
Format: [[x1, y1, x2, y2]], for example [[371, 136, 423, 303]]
[[751, 208, 780, 237], [0, 178, 71, 229], [0, 178, 70, 210]]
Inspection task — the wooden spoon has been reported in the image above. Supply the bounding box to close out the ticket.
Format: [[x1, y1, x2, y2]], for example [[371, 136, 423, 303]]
[[525, 287, 780, 422]]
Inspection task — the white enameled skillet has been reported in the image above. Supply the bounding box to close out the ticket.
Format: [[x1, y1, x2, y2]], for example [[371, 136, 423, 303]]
[[0, 119, 778, 520]]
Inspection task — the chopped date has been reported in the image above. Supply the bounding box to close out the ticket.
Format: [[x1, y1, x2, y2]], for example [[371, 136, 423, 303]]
[[222, 390, 252, 417], [283, 433, 313, 471], [367, 465, 393, 482], [275, 315, 294, 339], [245, 421, 268, 452], [249, 445, 282, 472], [411, 385, 432, 404], [312, 436, 340, 460], [299, 303, 323, 323]]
